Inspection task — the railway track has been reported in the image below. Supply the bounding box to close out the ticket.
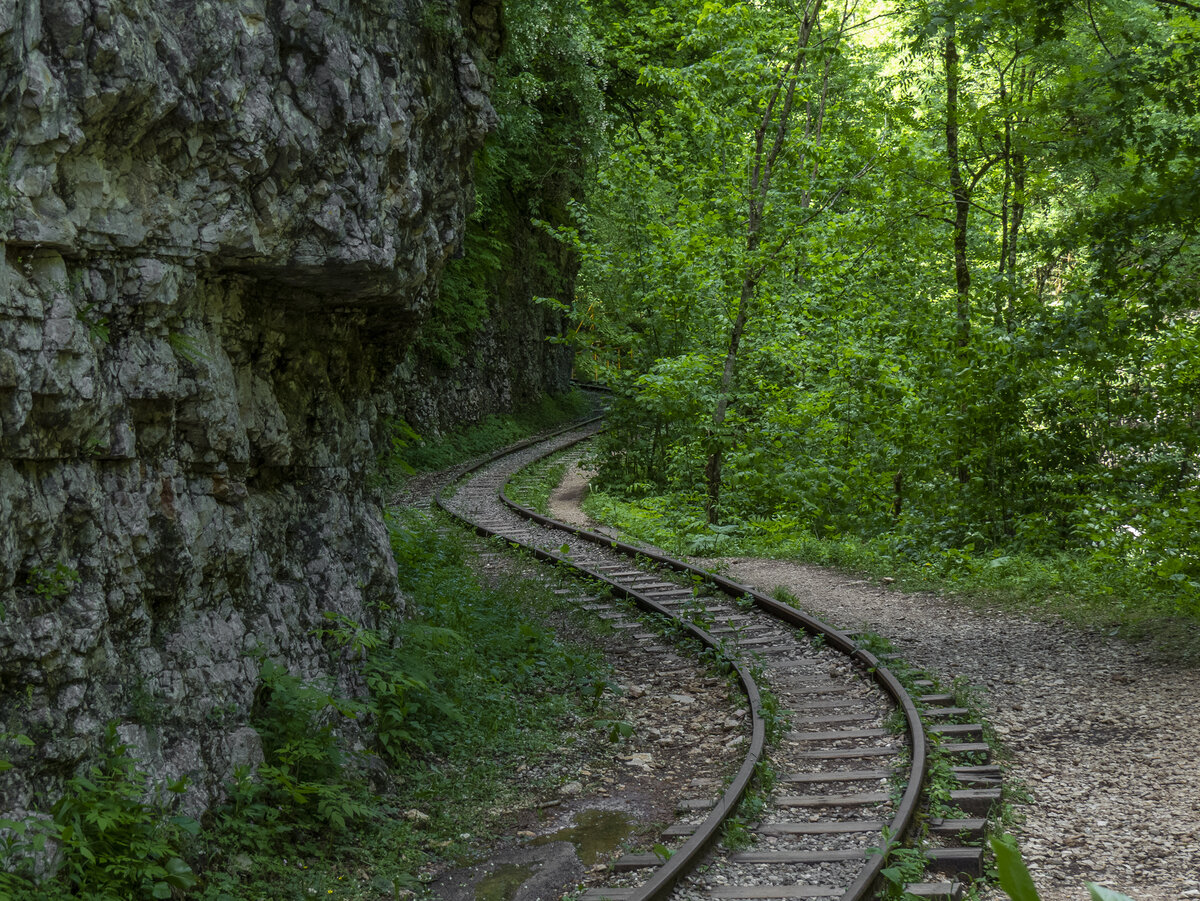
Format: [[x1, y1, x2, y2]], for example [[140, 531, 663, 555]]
[[437, 416, 1000, 901]]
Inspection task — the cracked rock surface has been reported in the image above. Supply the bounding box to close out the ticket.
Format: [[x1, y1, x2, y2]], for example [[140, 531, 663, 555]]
[[0, 0, 575, 819]]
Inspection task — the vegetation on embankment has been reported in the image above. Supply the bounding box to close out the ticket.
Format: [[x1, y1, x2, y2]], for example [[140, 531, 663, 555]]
[[392, 388, 594, 476], [582, 486, 1200, 654], [1, 514, 612, 899], [507, 451, 573, 515]]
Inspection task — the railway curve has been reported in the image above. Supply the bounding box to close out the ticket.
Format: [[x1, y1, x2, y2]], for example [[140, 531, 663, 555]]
[[436, 415, 995, 901]]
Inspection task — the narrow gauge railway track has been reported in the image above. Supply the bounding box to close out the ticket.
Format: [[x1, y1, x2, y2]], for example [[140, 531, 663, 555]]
[[438, 419, 997, 901]]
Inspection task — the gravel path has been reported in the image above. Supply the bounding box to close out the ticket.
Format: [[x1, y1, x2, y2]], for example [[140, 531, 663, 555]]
[[553, 462, 1200, 901], [709, 560, 1200, 901]]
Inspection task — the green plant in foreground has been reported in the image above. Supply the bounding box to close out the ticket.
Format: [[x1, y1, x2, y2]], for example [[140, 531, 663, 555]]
[[251, 658, 374, 833], [0, 731, 32, 774], [596, 718, 635, 742], [991, 834, 1136, 901], [0, 723, 199, 900], [167, 331, 208, 365], [12, 505, 614, 899], [77, 302, 110, 344], [879, 846, 929, 898]]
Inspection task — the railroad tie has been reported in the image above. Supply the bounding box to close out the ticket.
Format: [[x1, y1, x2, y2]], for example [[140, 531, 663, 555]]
[[785, 727, 889, 742], [773, 790, 890, 808], [923, 706, 971, 719], [706, 886, 843, 899], [928, 817, 987, 841], [903, 883, 966, 901], [927, 723, 983, 738], [438, 418, 968, 901], [777, 768, 892, 784]]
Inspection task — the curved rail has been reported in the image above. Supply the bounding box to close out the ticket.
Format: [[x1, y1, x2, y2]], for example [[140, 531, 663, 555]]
[[437, 419, 930, 901]]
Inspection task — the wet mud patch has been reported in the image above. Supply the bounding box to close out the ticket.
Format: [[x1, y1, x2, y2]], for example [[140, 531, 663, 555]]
[[430, 803, 647, 901]]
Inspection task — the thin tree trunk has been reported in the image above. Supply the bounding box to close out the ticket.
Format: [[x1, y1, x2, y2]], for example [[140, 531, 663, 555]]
[[944, 24, 972, 486], [996, 74, 1013, 329], [704, 273, 756, 522], [1005, 65, 1029, 333], [703, 0, 828, 524], [944, 26, 971, 351]]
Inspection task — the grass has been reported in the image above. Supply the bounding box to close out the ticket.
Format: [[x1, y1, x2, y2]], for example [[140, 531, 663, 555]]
[[390, 389, 594, 476], [506, 452, 571, 515], [202, 513, 611, 899], [3, 514, 613, 900], [582, 487, 1200, 661]]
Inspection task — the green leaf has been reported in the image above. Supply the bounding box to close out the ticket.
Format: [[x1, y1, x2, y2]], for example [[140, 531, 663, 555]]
[[169, 815, 201, 836], [990, 835, 1042, 901], [1087, 885, 1136, 901]]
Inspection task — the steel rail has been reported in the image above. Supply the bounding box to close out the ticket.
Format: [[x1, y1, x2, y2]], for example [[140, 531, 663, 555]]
[[499, 432, 929, 901], [437, 420, 766, 901], [437, 417, 928, 901]]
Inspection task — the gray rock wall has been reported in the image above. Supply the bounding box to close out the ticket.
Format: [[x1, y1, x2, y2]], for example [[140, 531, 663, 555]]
[[0, 0, 566, 815]]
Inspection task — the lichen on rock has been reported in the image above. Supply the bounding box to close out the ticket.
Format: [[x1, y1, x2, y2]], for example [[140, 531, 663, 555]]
[[0, 0, 555, 816]]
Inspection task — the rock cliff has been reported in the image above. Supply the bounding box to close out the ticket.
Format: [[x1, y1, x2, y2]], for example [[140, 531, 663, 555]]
[[0, 0, 569, 815]]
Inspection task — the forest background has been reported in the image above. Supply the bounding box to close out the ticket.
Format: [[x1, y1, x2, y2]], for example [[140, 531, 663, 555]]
[[478, 0, 1200, 631], [2, 0, 1196, 895]]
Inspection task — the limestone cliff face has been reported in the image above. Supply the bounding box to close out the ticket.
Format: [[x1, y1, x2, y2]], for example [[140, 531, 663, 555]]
[[0, 0, 562, 814]]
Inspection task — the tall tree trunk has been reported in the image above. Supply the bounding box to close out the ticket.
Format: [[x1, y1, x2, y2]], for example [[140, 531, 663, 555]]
[[996, 82, 1013, 329], [944, 25, 971, 351], [996, 65, 1029, 335], [944, 24, 972, 486], [1006, 66, 1030, 333], [703, 0, 828, 524], [705, 273, 756, 523]]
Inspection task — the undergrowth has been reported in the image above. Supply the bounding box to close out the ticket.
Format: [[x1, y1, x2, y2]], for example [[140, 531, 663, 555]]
[[0, 724, 198, 900], [2, 513, 610, 899], [390, 389, 593, 475], [583, 488, 1200, 658], [506, 452, 571, 515]]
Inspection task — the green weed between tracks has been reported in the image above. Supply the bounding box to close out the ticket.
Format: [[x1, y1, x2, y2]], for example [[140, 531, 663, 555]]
[[1, 513, 611, 899], [506, 452, 571, 515]]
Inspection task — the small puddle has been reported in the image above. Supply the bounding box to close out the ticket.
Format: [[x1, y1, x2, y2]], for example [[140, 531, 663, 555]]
[[529, 809, 636, 866], [475, 863, 534, 901]]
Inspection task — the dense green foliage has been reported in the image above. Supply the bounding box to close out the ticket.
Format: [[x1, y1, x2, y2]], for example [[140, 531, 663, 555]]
[[0, 725, 197, 900], [562, 0, 1200, 625], [420, 0, 606, 366]]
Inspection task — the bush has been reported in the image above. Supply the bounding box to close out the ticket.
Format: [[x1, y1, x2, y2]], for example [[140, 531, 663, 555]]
[[1, 724, 198, 900]]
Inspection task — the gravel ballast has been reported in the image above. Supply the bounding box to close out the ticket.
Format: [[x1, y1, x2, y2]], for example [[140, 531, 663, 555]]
[[699, 558, 1200, 901], [548, 456, 1199, 901]]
